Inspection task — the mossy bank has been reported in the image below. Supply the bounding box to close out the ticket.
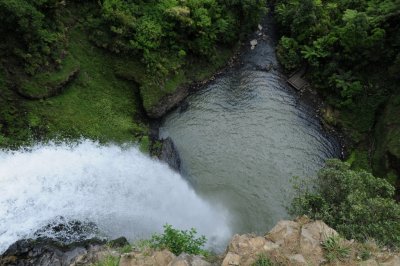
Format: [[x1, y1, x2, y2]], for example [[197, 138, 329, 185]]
[[0, 1, 264, 150]]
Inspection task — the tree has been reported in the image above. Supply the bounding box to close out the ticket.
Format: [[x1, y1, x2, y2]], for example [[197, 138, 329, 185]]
[[0, 0, 64, 74], [290, 159, 400, 247]]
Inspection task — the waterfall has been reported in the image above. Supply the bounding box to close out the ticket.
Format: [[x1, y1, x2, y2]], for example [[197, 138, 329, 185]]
[[0, 140, 231, 254]]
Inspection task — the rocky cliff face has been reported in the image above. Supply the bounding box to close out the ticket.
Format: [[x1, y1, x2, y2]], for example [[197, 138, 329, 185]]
[[221, 217, 399, 266], [2, 218, 399, 266]]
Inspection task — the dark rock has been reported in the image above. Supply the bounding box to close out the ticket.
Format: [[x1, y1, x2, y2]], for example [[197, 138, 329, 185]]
[[0, 238, 105, 266], [159, 137, 181, 172], [33, 217, 99, 244], [0, 218, 106, 266]]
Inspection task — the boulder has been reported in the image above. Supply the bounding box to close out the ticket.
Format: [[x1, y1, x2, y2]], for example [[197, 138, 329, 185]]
[[0, 237, 106, 266], [222, 219, 348, 266], [266, 220, 301, 248], [287, 254, 307, 265], [221, 252, 240, 266], [250, 40, 258, 50], [299, 220, 338, 262]]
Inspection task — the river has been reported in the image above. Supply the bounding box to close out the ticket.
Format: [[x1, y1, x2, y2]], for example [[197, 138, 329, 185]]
[[160, 18, 340, 235]]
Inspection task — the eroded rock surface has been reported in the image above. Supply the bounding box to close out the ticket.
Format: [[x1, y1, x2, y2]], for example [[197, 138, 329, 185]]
[[222, 217, 399, 266], [2, 218, 400, 266]]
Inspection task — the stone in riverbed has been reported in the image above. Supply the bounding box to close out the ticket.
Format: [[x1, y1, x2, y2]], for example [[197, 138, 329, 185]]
[[160, 137, 181, 171], [250, 40, 258, 50]]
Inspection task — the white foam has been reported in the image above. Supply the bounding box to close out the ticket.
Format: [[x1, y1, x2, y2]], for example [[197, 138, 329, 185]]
[[0, 140, 231, 254]]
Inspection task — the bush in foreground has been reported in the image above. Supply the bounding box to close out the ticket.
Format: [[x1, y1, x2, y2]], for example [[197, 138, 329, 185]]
[[290, 159, 400, 247], [150, 224, 207, 256]]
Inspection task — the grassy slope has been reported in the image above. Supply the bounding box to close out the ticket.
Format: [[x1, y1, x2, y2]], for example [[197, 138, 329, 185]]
[[0, 3, 236, 149], [18, 55, 80, 99], [24, 27, 148, 144]]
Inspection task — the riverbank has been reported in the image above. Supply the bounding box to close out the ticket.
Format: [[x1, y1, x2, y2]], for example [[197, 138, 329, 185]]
[[270, 0, 400, 188], [0, 2, 249, 150]]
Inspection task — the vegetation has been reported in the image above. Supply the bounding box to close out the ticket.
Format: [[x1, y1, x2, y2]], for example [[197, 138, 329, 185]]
[[87, 0, 266, 112], [89, 0, 266, 76], [321, 236, 351, 262], [0, 0, 66, 75], [290, 159, 400, 247], [273, 0, 400, 183], [91, 255, 119, 266], [252, 254, 275, 266], [0, 0, 266, 148], [150, 224, 207, 256]]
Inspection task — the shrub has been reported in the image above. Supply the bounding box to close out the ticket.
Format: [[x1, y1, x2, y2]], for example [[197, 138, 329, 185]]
[[92, 255, 119, 266], [0, 0, 64, 74], [290, 159, 400, 247], [252, 254, 274, 266], [150, 224, 207, 256], [322, 236, 350, 262], [276, 37, 301, 71]]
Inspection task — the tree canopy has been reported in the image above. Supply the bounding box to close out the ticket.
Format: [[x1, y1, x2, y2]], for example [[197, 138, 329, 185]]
[[274, 0, 399, 107], [291, 159, 400, 247]]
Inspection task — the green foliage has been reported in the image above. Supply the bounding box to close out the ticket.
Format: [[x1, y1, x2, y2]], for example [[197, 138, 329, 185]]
[[18, 55, 80, 99], [89, 0, 266, 79], [150, 224, 207, 256], [322, 236, 351, 262], [274, 0, 400, 181], [139, 136, 150, 154], [252, 254, 274, 266], [118, 244, 133, 254], [372, 94, 400, 181], [23, 26, 149, 144], [290, 159, 400, 247], [275, 0, 399, 105], [0, 1, 244, 147], [276, 37, 301, 71], [0, 0, 65, 74], [91, 255, 119, 266], [358, 246, 372, 261]]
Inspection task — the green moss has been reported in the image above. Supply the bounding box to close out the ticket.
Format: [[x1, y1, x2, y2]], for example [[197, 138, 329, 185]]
[[139, 136, 150, 153], [19, 55, 80, 99], [139, 71, 185, 111], [24, 27, 148, 144], [113, 58, 146, 83], [0, 2, 236, 148]]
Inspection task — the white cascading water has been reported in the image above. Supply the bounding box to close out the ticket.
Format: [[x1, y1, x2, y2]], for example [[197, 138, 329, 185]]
[[0, 140, 231, 254]]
